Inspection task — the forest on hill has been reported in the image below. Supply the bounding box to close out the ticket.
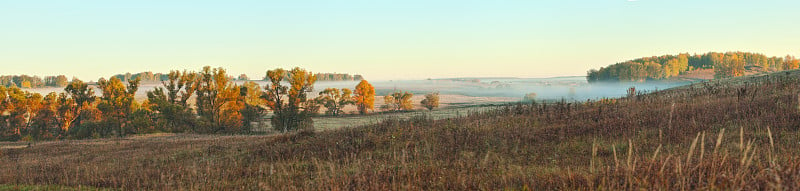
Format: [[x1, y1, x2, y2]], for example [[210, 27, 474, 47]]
[[586, 52, 800, 82]]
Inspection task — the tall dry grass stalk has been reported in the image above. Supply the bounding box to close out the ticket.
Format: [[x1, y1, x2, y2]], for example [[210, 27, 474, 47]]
[[686, 133, 700, 164], [741, 139, 754, 166], [767, 126, 775, 166], [699, 132, 706, 161], [651, 144, 661, 161], [626, 139, 633, 169], [713, 128, 725, 155], [739, 126, 744, 151], [591, 139, 598, 173], [612, 144, 618, 169], [593, 124, 798, 190]]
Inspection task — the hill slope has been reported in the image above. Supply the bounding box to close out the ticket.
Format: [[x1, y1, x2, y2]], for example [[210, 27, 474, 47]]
[[2, 70, 800, 190]]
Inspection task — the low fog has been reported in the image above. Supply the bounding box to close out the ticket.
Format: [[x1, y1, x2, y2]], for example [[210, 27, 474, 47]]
[[25, 76, 692, 103], [363, 77, 690, 102]]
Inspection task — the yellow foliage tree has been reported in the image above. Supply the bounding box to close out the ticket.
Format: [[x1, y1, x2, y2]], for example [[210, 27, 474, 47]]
[[97, 76, 140, 137], [264, 67, 318, 132], [316, 88, 354, 116], [384, 91, 413, 111]]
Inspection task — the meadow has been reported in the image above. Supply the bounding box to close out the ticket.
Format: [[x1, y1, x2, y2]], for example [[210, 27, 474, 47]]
[[2, 69, 800, 190]]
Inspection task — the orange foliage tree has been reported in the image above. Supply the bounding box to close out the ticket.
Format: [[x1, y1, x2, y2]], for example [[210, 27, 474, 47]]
[[354, 80, 375, 114], [194, 66, 243, 133]]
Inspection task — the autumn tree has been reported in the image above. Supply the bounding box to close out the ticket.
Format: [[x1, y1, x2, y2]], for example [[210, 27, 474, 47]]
[[316, 88, 354, 116], [64, 79, 96, 131], [97, 76, 140, 137], [263, 67, 318, 132], [147, 70, 197, 132], [354, 80, 375, 114], [240, 81, 266, 130], [714, 53, 745, 79], [56, 75, 69, 87], [0, 87, 44, 140], [384, 91, 413, 111], [0, 86, 9, 140], [194, 66, 243, 133], [783, 55, 800, 70], [162, 70, 197, 106], [28, 92, 64, 140], [420, 92, 440, 111]]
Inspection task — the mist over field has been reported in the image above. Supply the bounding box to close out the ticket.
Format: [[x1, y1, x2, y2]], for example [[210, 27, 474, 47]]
[[24, 76, 691, 103]]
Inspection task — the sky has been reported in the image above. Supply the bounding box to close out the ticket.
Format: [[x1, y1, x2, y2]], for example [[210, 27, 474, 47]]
[[1, 0, 799, 81]]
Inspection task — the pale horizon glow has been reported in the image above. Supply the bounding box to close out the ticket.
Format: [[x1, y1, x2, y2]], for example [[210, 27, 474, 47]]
[[1, 1, 799, 81]]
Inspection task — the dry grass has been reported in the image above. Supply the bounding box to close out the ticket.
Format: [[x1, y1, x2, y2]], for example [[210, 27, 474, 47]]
[[2, 70, 800, 190]]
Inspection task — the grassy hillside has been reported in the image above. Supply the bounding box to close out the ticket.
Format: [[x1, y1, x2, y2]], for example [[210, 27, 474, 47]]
[[2, 70, 800, 190]]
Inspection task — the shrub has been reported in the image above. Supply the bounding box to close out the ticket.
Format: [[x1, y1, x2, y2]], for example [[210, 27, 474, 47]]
[[524, 92, 537, 101], [420, 92, 440, 111]]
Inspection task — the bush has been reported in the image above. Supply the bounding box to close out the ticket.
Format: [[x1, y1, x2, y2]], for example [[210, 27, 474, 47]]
[[420, 92, 440, 111], [524, 92, 537, 101]]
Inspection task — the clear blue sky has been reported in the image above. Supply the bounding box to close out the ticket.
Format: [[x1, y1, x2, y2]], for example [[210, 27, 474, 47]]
[[1, 0, 799, 81]]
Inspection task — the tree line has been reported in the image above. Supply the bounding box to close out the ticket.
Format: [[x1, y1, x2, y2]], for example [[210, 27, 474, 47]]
[[314, 73, 364, 81], [113, 72, 170, 82], [0, 75, 70, 88], [0, 66, 381, 141], [113, 71, 364, 82], [587, 52, 800, 82]]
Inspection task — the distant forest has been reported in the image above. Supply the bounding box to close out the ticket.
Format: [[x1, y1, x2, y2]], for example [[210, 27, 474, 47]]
[[113, 72, 170, 82], [0, 71, 364, 88], [587, 52, 800, 82], [313, 73, 364, 81], [0, 75, 71, 88]]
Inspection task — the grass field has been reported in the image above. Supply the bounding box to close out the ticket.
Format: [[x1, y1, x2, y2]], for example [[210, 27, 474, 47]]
[[2, 70, 800, 190]]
